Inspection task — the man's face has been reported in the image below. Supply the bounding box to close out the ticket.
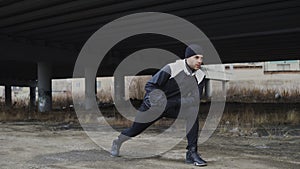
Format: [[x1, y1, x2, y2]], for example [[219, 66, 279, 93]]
[[186, 55, 203, 70]]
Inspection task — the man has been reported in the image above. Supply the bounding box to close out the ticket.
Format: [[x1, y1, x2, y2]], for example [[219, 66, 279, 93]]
[[111, 44, 207, 166]]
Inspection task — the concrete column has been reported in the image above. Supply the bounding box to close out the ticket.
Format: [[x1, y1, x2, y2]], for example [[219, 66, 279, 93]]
[[85, 68, 97, 110], [112, 50, 125, 103], [38, 62, 52, 112], [30, 86, 36, 111], [222, 81, 227, 96], [205, 79, 212, 98], [95, 79, 98, 103], [114, 74, 125, 103], [5, 85, 12, 107]]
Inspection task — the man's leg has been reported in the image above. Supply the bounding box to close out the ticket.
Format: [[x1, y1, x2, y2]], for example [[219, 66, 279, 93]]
[[185, 115, 207, 166], [186, 115, 199, 150], [111, 108, 161, 157], [121, 120, 157, 137]]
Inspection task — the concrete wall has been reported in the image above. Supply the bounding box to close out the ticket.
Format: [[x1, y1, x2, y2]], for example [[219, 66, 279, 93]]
[[6, 63, 300, 102], [210, 66, 300, 94], [264, 60, 300, 71]]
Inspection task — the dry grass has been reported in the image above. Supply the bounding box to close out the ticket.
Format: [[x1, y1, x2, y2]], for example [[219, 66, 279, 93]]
[[128, 76, 149, 100], [226, 87, 300, 103], [0, 108, 78, 123], [97, 88, 113, 103], [1, 102, 299, 137], [52, 95, 73, 109], [0, 95, 77, 123], [1, 87, 299, 137], [218, 104, 300, 136]]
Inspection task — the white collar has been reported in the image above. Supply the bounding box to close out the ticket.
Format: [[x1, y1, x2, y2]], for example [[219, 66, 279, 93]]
[[169, 59, 206, 84]]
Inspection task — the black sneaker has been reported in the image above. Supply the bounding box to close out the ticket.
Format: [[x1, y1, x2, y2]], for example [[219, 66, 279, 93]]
[[186, 148, 207, 166]]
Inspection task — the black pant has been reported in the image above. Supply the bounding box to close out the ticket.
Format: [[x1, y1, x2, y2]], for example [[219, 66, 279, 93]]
[[121, 103, 199, 149]]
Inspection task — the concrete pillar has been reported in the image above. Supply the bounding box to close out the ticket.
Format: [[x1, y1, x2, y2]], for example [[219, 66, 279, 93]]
[[205, 79, 212, 98], [85, 68, 97, 110], [30, 86, 36, 111], [95, 79, 98, 103], [38, 62, 52, 112], [114, 74, 125, 103], [5, 85, 12, 107], [222, 81, 227, 96]]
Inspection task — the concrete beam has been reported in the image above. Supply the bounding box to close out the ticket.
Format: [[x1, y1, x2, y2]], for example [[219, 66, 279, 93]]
[[0, 35, 77, 63], [0, 79, 37, 87], [0, 0, 63, 19]]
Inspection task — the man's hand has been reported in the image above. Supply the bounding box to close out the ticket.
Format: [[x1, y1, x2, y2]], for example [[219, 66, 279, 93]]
[[149, 89, 166, 107]]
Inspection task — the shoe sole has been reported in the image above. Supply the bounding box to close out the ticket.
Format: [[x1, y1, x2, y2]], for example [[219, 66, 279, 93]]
[[194, 162, 207, 166], [110, 154, 120, 157], [186, 161, 207, 167]]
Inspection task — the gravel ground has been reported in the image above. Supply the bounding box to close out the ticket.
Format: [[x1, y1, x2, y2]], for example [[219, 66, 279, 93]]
[[0, 122, 299, 169]]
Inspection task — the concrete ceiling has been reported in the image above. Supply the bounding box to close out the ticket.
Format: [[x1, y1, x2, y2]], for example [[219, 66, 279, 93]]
[[0, 0, 299, 82]]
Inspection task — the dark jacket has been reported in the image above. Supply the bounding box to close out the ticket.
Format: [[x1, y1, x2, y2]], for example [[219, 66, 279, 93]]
[[141, 59, 206, 112]]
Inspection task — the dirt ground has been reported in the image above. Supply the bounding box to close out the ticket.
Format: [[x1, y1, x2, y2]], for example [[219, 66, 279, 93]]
[[0, 122, 299, 169]]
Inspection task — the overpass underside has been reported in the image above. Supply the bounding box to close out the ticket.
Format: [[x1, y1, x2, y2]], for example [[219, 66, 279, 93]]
[[0, 0, 299, 111]]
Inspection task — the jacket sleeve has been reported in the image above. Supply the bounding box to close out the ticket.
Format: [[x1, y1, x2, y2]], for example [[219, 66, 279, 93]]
[[198, 76, 206, 98], [144, 65, 171, 93], [144, 65, 171, 107]]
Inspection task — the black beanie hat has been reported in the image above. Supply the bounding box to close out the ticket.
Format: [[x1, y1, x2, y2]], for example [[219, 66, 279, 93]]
[[185, 44, 204, 58]]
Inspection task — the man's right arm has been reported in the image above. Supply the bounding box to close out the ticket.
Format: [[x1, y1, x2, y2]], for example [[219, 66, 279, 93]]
[[145, 65, 171, 93], [144, 65, 171, 107]]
